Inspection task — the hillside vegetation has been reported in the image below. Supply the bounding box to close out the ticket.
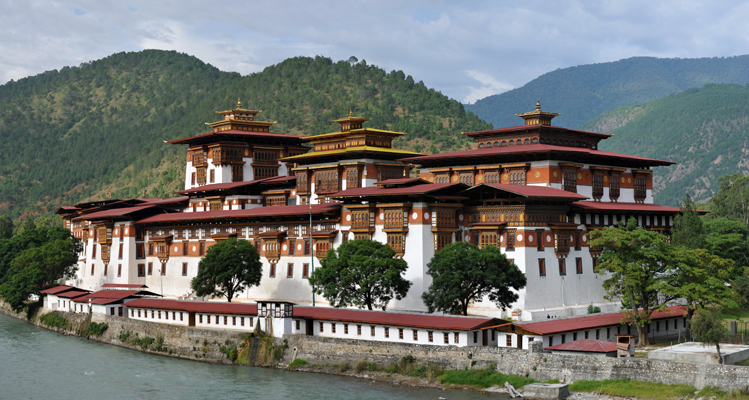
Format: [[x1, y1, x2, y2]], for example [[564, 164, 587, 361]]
[[581, 83, 749, 205], [0, 50, 490, 219], [466, 55, 749, 129]]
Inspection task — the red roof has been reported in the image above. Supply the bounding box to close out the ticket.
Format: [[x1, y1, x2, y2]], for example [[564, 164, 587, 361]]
[[330, 183, 465, 198], [40, 285, 77, 295], [293, 307, 500, 331], [72, 205, 155, 222], [176, 177, 287, 195], [101, 283, 149, 289], [545, 339, 617, 352], [400, 144, 674, 166], [125, 298, 258, 315], [374, 178, 427, 186], [73, 289, 161, 304], [168, 129, 303, 145], [516, 305, 687, 335], [56, 290, 91, 299], [482, 184, 589, 200], [137, 197, 189, 205], [463, 124, 612, 139], [136, 202, 342, 224], [572, 201, 682, 213]]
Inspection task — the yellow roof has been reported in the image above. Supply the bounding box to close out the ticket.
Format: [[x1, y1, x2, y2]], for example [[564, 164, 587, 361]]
[[282, 146, 422, 160], [302, 128, 406, 140]]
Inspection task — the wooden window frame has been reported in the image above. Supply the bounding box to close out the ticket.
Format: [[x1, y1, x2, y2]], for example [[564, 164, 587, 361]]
[[576, 257, 583, 274], [538, 259, 546, 277], [559, 258, 566, 276]]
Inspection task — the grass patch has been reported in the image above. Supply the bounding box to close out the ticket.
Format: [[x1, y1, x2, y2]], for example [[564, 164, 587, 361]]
[[288, 359, 310, 370], [569, 378, 696, 399], [355, 360, 380, 373], [734, 358, 749, 367], [82, 322, 108, 337], [439, 369, 539, 389], [697, 386, 749, 400], [39, 312, 69, 329]]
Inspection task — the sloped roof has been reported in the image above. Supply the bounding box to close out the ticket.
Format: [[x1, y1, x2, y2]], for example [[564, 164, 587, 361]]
[[330, 182, 465, 198], [478, 184, 589, 200], [136, 202, 342, 224], [40, 285, 78, 295], [293, 307, 500, 331], [167, 129, 303, 145], [462, 124, 612, 139], [514, 305, 687, 335], [176, 176, 292, 195], [73, 289, 161, 304], [71, 205, 156, 222], [56, 290, 91, 299], [400, 144, 674, 167], [545, 339, 617, 352], [101, 284, 149, 289], [125, 298, 258, 315], [572, 201, 683, 213]]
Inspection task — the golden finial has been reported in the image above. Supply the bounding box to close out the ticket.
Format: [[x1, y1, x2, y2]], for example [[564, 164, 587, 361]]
[[237, 98, 242, 109], [535, 99, 541, 110], [349, 109, 353, 117]]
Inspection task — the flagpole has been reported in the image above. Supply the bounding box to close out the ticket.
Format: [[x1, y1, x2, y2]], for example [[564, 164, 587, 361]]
[[310, 194, 315, 307]]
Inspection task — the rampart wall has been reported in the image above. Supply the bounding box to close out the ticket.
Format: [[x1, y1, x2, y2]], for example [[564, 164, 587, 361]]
[[3, 302, 748, 392]]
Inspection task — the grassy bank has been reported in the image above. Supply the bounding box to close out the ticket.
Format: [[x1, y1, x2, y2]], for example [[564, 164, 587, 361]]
[[570, 378, 749, 400]]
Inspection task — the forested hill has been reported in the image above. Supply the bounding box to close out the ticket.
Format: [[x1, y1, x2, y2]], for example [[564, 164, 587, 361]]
[[580, 83, 749, 205], [466, 55, 749, 129], [0, 50, 491, 219]]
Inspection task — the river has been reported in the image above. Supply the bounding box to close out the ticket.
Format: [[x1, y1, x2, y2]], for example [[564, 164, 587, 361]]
[[0, 313, 505, 399]]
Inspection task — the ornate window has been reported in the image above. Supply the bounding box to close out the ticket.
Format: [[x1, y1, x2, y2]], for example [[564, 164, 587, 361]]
[[592, 172, 604, 200], [459, 173, 474, 185], [634, 175, 647, 203], [315, 170, 340, 194], [383, 210, 405, 230], [231, 164, 243, 182], [387, 233, 405, 256], [351, 210, 371, 230], [508, 170, 526, 185], [296, 171, 309, 193], [435, 233, 452, 252], [478, 231, 498, 249], [609, 173, 621, 200], [484, 172, 500, 184], [558, 259, 566, 276], [378, 167, 403, 182], [563, 170, 577, 192], [346, 168, 360, 189], [435, 174, 450, 184], [315, 240, 331, 258], [265, 241, 280, 259], [254, 166, 279, 180], [505, 229, 516, 251], [538, 259, 546, 276], [353, 233, 370, 240]]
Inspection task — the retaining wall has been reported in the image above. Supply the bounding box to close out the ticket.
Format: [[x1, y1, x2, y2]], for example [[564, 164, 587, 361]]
[[282, 335, 749, 392], [3, 301, 749, 392]]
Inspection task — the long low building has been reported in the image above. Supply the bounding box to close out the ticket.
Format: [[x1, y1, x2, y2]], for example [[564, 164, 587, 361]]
[[495, 305, 689, 349]]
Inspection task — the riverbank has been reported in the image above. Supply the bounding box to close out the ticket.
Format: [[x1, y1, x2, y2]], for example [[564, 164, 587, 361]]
[[3, 300, 748, 399]]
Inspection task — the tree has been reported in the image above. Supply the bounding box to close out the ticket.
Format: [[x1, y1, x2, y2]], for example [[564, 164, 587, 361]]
[[590, 219, 678, 346], [0, 215, 13, 240], [191, 238, 262, 302], [421, 242, 526, 316], [691, 307, 726, 364], [0, 235, 81, 312], [672, 193, 707, 249], [710, 173, 749, 226], [658, 247, 735, 337], [308, 239, 411, 311]]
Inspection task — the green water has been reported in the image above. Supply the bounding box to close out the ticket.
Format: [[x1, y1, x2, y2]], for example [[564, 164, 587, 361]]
[[0, 313, 504, 399]]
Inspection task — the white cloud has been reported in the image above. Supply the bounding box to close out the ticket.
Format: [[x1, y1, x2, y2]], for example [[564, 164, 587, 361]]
[[463, 71, 514, 104], [2, 1, 749, 103]]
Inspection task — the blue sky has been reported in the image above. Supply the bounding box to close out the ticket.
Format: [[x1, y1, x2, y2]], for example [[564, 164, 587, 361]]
[[3, 1, 749, 104]]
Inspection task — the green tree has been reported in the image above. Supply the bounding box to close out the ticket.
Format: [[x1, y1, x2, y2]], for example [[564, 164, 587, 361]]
[[659, 247, 735, 337], [421, 242, 526, 316], [589, 219, 678, 346], [309, 239, 411, 311], [191, 238, 262, 302], [672, 193, 707, 249], [0, 215, 13, 240], [710, 173, 749, 226], [0, 235, 81, 312], [691, 308, 727, 364]]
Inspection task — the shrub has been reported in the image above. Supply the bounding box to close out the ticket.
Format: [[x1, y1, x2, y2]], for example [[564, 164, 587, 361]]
[[355, 360, 368, 373], [39, 313, 69, 329], [338, 362, 350, 372], [288, 359, 310, 370], [587, 304, 601, 314], [83, 322, 108, 337]]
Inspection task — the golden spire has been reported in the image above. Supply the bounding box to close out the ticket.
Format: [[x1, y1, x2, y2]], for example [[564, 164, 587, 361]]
[[349, 109, 353, 117], [514, 100, 560, 126], [535, 99, 541, 110], [237, 98, 242, 109]]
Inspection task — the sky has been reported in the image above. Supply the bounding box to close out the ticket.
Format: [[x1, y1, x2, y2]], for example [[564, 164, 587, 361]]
[[3, 1, 749, 104]]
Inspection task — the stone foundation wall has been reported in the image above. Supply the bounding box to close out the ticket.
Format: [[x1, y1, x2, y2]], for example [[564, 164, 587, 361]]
[[4, 301, 748, 392], [283, 335, 749, 392]]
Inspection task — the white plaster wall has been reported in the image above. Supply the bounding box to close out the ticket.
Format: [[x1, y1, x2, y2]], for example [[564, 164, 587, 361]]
[[184, 160, 193, 190], [243, 157, 254, 181], [195, 313, 256, 330], [312, 320, 477, 347], [129, 308, 191, 326]]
